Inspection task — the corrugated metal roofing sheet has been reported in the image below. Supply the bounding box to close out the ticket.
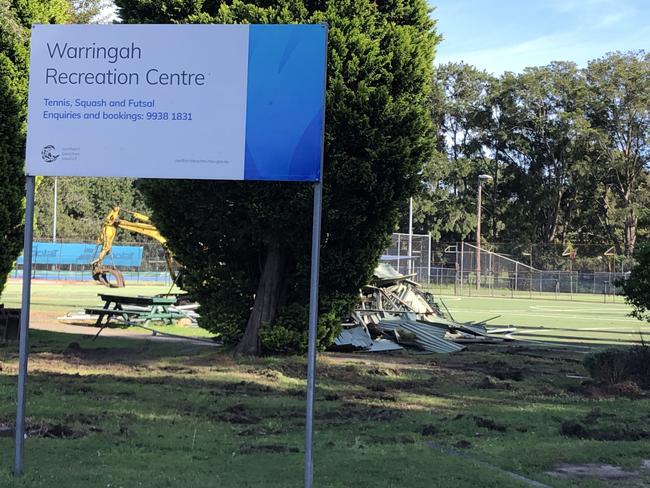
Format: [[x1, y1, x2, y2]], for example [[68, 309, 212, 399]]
[[378, 317, 464, 354]]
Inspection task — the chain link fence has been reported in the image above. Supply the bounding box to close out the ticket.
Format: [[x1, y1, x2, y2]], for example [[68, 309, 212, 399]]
[[381, 236, 631, 301], [382, 233, 433, 283]]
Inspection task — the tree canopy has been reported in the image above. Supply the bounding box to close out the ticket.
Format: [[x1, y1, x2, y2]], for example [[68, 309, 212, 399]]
[[413, 52, 650, 267]]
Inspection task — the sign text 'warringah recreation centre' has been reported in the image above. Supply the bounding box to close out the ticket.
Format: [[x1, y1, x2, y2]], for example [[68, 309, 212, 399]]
[[26, 24, 327, 181]]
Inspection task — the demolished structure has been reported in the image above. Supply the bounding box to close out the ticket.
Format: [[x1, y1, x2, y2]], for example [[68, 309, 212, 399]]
[[333, 263, 497, 354]]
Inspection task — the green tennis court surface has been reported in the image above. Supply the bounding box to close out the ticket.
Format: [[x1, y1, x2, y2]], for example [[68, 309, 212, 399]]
[[438, 294, 647, 346]]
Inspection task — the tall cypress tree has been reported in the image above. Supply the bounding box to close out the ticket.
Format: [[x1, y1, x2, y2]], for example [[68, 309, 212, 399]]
[[116, 0, 440, 354], [0, 0, 69, 294]]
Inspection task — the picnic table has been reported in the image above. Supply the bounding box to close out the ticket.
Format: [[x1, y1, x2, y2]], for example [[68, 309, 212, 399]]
[[85, 293, 188, 339]]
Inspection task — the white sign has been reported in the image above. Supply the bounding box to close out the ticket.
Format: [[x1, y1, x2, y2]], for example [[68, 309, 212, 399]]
[[26, 24, 327, 181]]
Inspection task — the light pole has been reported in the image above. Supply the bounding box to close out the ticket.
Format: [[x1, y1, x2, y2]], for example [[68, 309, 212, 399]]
[[476, 174, 492, 290], [408, 197, 413, 275], [52, 177, 58, 243]]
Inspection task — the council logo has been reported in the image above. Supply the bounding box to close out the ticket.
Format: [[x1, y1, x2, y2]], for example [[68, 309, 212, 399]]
[[41, 145, 59, 163]]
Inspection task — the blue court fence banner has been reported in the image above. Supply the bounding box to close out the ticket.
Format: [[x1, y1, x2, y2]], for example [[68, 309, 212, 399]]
[[16, 242, 143, 266]]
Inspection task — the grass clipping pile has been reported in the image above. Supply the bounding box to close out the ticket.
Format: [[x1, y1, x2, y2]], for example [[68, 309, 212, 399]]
[[333, 264, 499, 354]]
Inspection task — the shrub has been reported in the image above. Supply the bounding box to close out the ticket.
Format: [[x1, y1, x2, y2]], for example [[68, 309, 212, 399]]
[[584, 345, 650, 388], [260, 302, 343, 354], [620, 242, 650, 322]]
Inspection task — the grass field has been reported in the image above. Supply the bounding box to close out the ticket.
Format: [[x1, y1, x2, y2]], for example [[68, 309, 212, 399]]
[[0, 280, 649, 487], [437, 294, 647, 346], [1, 279, 183, 313]]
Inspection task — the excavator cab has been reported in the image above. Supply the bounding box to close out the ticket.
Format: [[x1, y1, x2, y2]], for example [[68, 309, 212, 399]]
[[90, 207, 178, 288]]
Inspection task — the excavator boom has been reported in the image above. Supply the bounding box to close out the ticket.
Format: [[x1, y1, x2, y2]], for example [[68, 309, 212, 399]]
[[91, 206, 178, 288]]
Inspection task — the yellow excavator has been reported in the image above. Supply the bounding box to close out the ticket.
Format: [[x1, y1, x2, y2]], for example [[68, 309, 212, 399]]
[[91, 207, 178, 288]]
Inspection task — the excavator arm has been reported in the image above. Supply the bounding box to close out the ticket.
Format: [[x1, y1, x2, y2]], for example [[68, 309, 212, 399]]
[[91, 207, 178, 288]]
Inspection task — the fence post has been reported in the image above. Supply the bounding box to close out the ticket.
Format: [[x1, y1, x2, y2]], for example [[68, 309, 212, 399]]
[[460, 241, 465, 296], [515, 262, 519, 294], [396, 235, 401, 275], [488, 252, 493, 297], [427, 232, 432, 285], [592, 272, 596, 295]]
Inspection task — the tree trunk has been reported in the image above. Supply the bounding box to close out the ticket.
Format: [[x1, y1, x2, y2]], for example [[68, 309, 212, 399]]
[[624, 212, 637, 257], [234, 243, 287, 356]]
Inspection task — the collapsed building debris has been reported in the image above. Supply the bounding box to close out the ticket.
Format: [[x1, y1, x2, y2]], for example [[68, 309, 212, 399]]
[[332, 263, 499, 354]]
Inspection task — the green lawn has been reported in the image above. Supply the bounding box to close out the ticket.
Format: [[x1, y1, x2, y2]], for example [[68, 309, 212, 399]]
[[0, 280, 649, 487], [0, 331, 649, 487], [1, 279, 182, 313], [0, 282, 650, 488]]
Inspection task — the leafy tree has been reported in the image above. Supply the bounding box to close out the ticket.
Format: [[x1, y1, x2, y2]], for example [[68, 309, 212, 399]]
[[35, 177, 149, 241], [498, 62, 592, 244], [0, 0, 68, 294], [416, 62, 494, 241], [115, 0, 439, 355], [67, 0, 112, 23], [586, 51, 650, 256]]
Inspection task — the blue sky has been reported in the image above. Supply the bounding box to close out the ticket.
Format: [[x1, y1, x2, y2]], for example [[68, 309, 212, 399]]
[[430, 0, 650, 74]]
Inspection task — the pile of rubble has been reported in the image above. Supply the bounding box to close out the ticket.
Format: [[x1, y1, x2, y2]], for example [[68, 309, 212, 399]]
[[333, 263, 498, 354]]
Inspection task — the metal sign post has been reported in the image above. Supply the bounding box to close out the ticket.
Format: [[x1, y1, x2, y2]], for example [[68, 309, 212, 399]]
[[304, 23, 328, 488], [304, 180, 323, 488], [14, 175, 36, 475]]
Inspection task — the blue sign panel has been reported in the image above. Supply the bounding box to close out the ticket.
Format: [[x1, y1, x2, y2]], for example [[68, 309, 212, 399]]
[[16, 242, 143, 266], [244, 25, 327, 181]]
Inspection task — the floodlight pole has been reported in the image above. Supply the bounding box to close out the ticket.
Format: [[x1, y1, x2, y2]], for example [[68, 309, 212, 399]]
[[52, 177, 58, 242], [14, 175, 36, 476], [476, 180, 482, 289], [408, 197, 413, 275]]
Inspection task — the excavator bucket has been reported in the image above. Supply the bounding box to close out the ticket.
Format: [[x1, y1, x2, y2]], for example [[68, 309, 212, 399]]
[[92, 266, 126, 288]]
